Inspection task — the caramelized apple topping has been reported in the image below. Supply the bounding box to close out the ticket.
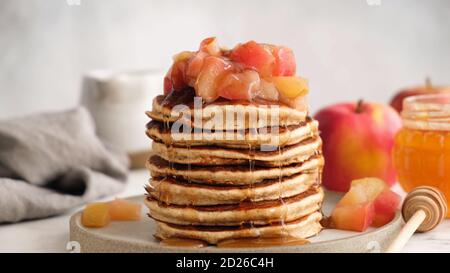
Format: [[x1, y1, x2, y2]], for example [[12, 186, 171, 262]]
[[163, 37, 308, 109]]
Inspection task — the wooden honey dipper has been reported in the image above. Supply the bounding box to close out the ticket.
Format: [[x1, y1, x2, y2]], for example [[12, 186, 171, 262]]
[[386, 186, 448, 253]]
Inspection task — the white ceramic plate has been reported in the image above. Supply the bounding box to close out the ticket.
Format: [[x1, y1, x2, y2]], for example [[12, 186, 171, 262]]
[[69, 191, 402, 253]]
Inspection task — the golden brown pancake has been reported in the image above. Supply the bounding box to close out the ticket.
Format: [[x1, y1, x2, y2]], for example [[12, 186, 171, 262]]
[[146, 88, 309, 130], [146, 154, 324, 185], [155, 211, 323, 245], [151, 136, 321, 166], [146, 118, 319, 149], [147, 171, 320, 206], [145, 187, 323, 226]]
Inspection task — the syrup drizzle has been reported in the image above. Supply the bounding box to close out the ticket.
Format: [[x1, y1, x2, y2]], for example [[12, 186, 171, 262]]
[[157, 96, 174, 206], [278, 145, 288, 237], [279, 123, 292, 237], [247, 142, 260, 237], [160, 238, 207, 248], [159, 235, 310, 249], [186, 143, 192, 183], [217, 236, 309, 248]]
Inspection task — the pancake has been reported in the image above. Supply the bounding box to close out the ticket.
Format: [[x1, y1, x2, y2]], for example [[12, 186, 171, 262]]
[[151, 136, 321, 166], [147, 171, 320, 206], [154, 211, 323, 245], [148, 172, 320, 206], [146, 88, 309, 130], [145, 118, 319, 149], [147, 154, 324, 185], [145, 187, 324, 226]]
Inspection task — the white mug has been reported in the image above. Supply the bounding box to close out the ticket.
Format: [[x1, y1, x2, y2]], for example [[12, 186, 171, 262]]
[[80, 69, 164, 167]]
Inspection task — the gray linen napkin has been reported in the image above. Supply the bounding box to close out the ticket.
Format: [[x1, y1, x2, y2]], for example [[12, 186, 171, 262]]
[[0, 107, 129, 223]]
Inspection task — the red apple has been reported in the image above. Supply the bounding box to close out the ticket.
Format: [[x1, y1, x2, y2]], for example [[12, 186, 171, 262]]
[[314, 100, 402, 192], [390, 78, 450, 113]]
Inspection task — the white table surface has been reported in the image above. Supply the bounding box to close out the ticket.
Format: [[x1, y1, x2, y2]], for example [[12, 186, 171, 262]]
[[1, 170, 449, 253]]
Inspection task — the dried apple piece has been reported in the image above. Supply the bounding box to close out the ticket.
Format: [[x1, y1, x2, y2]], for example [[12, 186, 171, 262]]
[[108, 199, 141, 221], [82, 203, 110, 228]]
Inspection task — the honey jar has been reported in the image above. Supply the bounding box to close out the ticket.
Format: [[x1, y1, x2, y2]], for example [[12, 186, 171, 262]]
[[393, 94, 450, 217]]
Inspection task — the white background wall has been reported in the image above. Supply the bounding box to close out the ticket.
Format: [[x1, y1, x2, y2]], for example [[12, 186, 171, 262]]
[[1, 0, 449, 118]]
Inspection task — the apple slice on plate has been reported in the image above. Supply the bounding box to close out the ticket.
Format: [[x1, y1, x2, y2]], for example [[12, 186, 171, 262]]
[[82, 203, 111, 228], [372, 189, 401, 227], [108, 199, 142, 221], [331, 203, 374, 232], [331, 177, 401, 232]]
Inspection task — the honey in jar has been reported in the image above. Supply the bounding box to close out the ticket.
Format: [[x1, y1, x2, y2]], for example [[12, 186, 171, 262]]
[[393, 94, 450, 217]]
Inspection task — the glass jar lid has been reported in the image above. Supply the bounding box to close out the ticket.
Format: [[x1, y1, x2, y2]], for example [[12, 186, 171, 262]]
[[402, 93, 450, 131]]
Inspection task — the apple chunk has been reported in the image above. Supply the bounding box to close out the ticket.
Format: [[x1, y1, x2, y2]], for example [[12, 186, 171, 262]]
[[195, 56, 230, 102], [337, 177, 387, 206], [331, 177, 400, 232], [230, 41, 275, 76], [82, 203, 110, 228], [372, 189, 401, 227], [269, 76, 308, 99], [331, 203, 374, 232], [272, 46, 296, 76], [108, 199, 142, 221], [218, 70, 260, 101], [199, 37, 220, 56]]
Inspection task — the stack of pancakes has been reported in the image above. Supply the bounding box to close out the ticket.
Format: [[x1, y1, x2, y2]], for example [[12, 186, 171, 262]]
[[145, 89, 324, 245]]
